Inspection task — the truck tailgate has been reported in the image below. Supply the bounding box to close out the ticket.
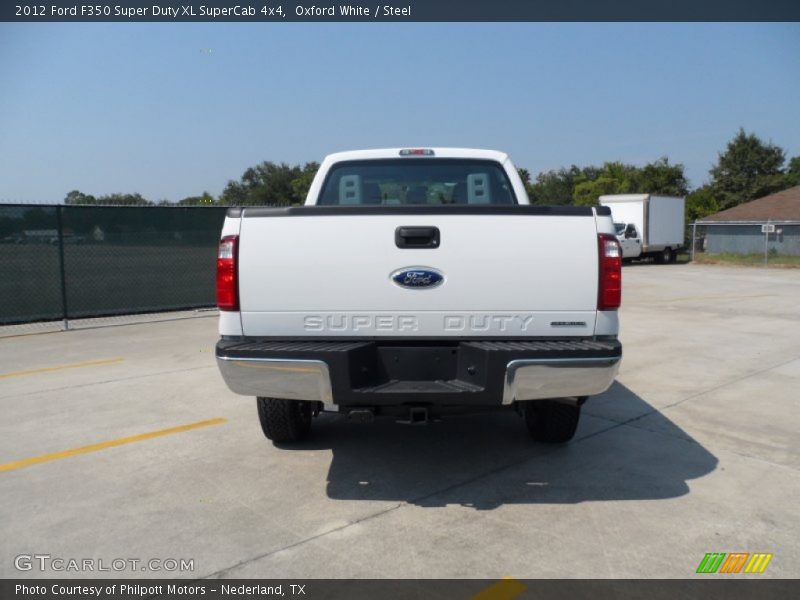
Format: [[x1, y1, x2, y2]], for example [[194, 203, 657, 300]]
[[237, 207, 600, 337]]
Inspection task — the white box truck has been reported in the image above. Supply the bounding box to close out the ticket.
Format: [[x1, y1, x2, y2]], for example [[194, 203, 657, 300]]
[[598, 194, 685, 263]]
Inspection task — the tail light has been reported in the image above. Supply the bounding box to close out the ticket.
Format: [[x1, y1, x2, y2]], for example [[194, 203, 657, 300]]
[[216, 235, 239, 311], [598, 233, 622, 310]]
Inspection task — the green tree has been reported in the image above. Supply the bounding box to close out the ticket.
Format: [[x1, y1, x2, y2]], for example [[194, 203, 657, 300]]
[[685, 185, 719, 223], [516, 168, 533, 199], [709, 129, 786, 209], [635, 157, 689, 196], [290, 162, 320, 204], [528, 166, 589, 205], [570, 159, 688, 206], [785, 156, 800, 187], [598, 161, 640, 193], [219, 161, 313, 206], [178, 191, 216, 206], [573, 175, 622, 206], [64, 190, 97, 205], [94, 193, 151, 206], [527, 158, 687, 206]]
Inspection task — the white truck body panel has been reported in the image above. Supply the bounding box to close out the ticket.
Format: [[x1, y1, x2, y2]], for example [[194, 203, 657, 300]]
[[236, 213, 600, 338], [647, 195, 686, 248]]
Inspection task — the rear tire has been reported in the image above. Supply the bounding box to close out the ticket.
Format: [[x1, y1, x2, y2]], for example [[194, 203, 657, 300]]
[[256, 397, 313, 443], [524, 401, 581, 443], [656, 247, 672, 264]]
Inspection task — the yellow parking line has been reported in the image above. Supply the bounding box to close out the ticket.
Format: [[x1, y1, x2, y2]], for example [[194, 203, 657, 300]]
[[0, 417, 227, 473], [471, 578, 528, 600], [0, 357, 124, 380]]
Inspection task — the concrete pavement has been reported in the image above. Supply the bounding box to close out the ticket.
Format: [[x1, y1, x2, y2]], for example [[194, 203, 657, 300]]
[[1, 264, 798, 578]]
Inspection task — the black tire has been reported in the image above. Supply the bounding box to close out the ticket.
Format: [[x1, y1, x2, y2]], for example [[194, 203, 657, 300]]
[[656, 247, 672, 264], [524, 401, 581, 443], [256, 397, 313, 443]]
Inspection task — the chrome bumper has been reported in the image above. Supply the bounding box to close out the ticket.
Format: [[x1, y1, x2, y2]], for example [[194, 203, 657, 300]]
[[217, 356, 333, 402], [501, 356, 620, 405], [217, 354, 620, 405]]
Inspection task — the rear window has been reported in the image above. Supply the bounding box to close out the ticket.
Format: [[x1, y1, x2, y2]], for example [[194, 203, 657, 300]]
[[317, 159, 517, 206]]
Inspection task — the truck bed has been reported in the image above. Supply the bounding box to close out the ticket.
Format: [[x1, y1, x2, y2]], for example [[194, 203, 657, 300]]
[[229, 204, 612, 339]]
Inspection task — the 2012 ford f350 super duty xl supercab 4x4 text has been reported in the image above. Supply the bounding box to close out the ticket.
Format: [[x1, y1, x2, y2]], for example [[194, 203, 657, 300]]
[[216, 148, 622, 443]]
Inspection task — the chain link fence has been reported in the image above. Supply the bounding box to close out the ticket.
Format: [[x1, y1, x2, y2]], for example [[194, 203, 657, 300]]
[[690, 221, 800, 267], [6, 205, 797, 332], [0, 204, 229, 328]]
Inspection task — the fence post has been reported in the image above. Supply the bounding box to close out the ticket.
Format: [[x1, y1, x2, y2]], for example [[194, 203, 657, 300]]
[[764, 220, 769, 267], [691, 221, 697, 262], [56, 205, 69, 330]]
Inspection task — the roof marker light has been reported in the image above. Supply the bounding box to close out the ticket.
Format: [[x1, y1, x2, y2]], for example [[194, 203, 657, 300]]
[[399, 149, 435, 156]]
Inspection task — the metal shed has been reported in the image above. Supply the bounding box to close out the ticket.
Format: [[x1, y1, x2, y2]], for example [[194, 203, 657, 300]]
[[693, 186, 800, 258]]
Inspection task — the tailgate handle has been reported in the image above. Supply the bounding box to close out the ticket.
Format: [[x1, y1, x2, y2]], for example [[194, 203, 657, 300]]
[[395, 226, 440, 249]]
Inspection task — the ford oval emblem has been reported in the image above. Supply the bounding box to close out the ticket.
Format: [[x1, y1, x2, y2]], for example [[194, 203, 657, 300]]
[[391, 267, 444, 289]]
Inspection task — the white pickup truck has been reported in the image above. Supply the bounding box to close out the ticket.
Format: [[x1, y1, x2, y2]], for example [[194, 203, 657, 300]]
[[216, 148, 622, 444]]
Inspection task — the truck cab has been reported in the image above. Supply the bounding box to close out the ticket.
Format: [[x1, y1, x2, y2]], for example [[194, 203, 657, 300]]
[[615, 222, 643, 259]]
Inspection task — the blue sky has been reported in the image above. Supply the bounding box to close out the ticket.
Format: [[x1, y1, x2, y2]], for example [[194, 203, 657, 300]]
[[1, 22, 798, 203]]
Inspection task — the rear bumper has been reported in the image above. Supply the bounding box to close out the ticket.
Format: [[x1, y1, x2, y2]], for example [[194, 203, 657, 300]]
[[217, 338, 621, 407], [504, 356, 620, 405]]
